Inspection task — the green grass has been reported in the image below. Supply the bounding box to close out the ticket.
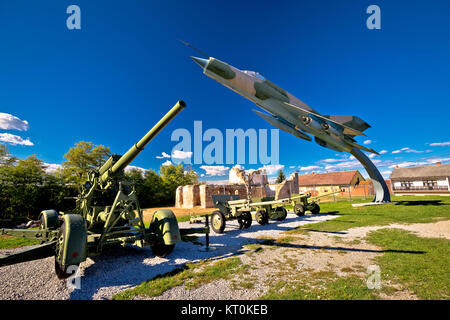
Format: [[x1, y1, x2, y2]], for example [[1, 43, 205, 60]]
[[288, 195, 450, 234], [0, 235, 39, 249], [366, 228, 450, 299], [112, 257, 249, 300]]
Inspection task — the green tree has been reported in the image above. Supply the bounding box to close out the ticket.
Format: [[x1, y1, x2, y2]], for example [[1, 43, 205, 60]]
[[60, 141, 110, 186], [159, 164, 198, 205], [3, 155, 45, 218], [0, 144, 16, 167], [275, 169, 286, 184], [140, 169, 166, 207]]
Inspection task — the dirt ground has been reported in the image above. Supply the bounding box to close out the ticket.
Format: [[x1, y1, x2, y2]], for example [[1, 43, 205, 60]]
[[143, 219, 449, 300]]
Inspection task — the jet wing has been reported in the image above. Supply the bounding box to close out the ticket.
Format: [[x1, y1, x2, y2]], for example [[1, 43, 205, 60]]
[[281, 102, 367, 137]]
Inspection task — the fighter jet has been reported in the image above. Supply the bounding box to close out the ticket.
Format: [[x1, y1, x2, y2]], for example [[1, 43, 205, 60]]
[[190, 55, 379, 155]]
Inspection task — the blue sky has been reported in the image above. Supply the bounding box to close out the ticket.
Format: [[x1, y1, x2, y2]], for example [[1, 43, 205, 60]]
[[1, 0, 449, 182]]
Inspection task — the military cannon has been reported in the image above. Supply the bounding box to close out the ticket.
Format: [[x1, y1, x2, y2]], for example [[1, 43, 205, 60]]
[[208, 193, 321, 234], [0, 100, 205, 279]]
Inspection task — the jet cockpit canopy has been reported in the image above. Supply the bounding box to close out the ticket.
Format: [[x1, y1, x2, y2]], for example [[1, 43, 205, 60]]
[[243, 70, 265, 80]]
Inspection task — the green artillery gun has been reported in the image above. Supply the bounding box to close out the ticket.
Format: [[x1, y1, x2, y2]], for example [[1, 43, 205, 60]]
[[0, 100, 204, 279], [209, 193, 321, 234]]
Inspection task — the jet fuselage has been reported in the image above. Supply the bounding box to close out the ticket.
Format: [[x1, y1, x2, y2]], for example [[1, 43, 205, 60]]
[[191, 56, 376, 155]]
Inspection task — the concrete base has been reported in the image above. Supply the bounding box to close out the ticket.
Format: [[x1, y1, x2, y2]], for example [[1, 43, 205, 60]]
[[352, 201, 392, 207]]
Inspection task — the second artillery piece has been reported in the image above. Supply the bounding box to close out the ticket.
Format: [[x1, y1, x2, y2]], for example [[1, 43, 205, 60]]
[[209, 193, 321, 234], [0, 100, 206, 279]]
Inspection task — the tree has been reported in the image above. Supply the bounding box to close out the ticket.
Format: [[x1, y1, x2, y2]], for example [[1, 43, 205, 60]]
[[60, 141, 110, 186], [275, 169, 286, 184], [0, 144, 16, 167], [159, 164, 198, 204], [140, 169, 166, 207]]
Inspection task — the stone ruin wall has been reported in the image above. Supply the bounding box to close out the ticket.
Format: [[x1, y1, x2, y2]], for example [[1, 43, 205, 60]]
[[175, 172, 300, 209]]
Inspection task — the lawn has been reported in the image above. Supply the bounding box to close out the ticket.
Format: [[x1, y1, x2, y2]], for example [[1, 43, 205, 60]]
[[0, 235, 39, 249], [289, 195, 450, 233], [366, 228, 449, 299]]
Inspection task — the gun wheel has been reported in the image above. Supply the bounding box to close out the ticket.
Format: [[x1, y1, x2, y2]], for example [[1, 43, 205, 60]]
[[238, 212, 252, 229], [310, 203, 320, 214], [294, 204, 305, 216], [54, 221, 79, 279], [151, 243, 175, 257], [211, 211, 226, 234], [273, 207, 288, 221], [255, 210, 269, 225], [55, 259, 79, 280]]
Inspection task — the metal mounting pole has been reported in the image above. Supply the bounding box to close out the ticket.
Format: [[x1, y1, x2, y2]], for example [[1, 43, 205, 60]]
[[199, 214, 215, 252], [350, 147, 391, 203]]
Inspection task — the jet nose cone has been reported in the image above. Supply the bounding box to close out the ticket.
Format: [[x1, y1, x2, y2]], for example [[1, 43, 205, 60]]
[[190, 56, 208, 69]]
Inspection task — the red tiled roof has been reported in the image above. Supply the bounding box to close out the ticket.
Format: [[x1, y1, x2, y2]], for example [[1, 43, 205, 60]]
[[298, 170, 360, 186]]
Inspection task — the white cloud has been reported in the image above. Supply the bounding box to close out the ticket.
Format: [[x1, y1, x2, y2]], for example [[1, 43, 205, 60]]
[[392, 147, 425, 154], [324, 160, 362, 171], [368, 153, 377, 159], [389, 157, 450, 169], [259, 164, 284, 175], [268, 177, 278, 184], [427, 157, 450, 164], [380, 170, 392, 179], [0, 113, 29, 131], [162, 160, 172, 166], [0, 133, 34, 146], [43, 163, 62, 173], [429, 142, 450, 147], [379, 150, 388, 154], [299, 165, 321, 171], [125, 165, 147, 173], [156, 152, 171, 159], [171, 150, 193, 159], [363, 139, 372, 145], [320, 158, 349, 163], [200, 165, 230, 176], [389, 161, 426, 169]]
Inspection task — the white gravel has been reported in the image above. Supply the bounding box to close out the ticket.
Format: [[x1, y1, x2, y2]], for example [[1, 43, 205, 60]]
[[0, 212, 338, 300]]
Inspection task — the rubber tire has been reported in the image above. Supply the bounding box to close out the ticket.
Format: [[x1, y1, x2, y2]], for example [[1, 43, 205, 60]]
[[151, 243, 175, 257], [54, 221, 78, 280], [55, 258, 79, 280], [310, 203, 320, 214], [238, 212, 252, 229], [255, 210, 269, 225], [39, 210, 60, 230], [294, 204, 305, 216], [211, 211, 226, 234], [273, 207, 288, 221]]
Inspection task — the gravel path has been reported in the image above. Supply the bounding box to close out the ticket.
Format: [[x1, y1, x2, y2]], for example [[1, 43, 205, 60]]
[[0, 212, 338, 300]]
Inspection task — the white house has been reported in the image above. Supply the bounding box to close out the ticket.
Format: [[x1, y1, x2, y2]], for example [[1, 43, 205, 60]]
[[390, 162, 450, 195]]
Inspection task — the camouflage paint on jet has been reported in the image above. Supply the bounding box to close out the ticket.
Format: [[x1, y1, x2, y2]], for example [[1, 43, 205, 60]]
[[191, 56, 378, 155]]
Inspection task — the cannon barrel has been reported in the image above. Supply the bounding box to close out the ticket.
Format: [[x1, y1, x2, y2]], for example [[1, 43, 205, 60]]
[[99, 100, 186, 183]]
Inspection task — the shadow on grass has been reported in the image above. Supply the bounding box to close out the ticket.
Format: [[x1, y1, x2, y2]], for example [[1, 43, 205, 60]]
[[320, 211, 340, 215], [394, 200, 445, 206], [302, 229, 348, 235], [261, 241, 426, 255]]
